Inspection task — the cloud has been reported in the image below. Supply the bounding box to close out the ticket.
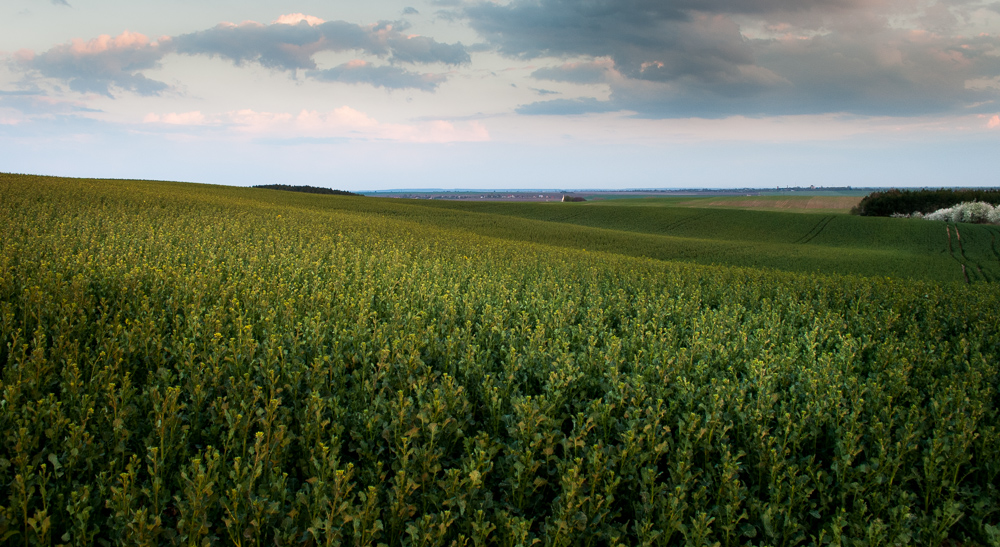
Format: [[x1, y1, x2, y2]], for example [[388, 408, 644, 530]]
[[143, 111, 206, 125], [253, 136, 352, 146], [516, 97, 618, 115], [0, 88, 103, 127], [747, 30, 1000, 116], [464, 3, 756, 83], [403, 7, 420, 15], [12, 31, 169, 97], [138, 106, 490, 143], [12, 14, 469, 97], [384, 33, 469, 65], [462, 0, 1000, 118], [531, 59, 615, 85], [170, 18, 469, 71], [273, 13, 325, 26], [308, 60, 446, 90], [51, 0, 70, 6], [989, 114, 1000, 128]]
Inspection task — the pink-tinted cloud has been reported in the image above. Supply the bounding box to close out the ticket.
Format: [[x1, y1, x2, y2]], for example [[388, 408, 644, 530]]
[[0, 108, 27, 125], [66, 31, 154, 55], [227, 109, 295, 131], [143, 111, 206, 125], [140, 106, 490, 143], [273, 13, 326, 26], [297, 106, 380, 130], [11, 14, 469, 99], [171, 15, 469, 71], [14, 31, 168, 96], [988, 114, 1000, 129]]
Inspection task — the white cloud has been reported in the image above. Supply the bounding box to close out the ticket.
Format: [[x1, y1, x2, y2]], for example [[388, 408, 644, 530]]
[[143, 111, 206, 125], [138, 106, 490, 143]]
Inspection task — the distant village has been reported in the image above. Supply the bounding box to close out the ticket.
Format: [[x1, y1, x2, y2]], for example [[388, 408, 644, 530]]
[[366, 186, 864, 201]]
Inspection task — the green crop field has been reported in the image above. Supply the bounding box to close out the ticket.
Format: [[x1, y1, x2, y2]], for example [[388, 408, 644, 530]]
[[582, 195, 863, 213], [399, 199, 1000, 284], [1, 173, 999, 546]]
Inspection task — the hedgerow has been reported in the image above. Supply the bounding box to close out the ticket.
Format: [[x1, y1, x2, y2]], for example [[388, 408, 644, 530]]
[[852, 188, 1000, 217], [899, 201, 1000, 224]]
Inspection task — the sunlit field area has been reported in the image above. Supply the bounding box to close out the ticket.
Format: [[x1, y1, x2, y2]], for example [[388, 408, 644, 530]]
[[1, 173, 998, 545]]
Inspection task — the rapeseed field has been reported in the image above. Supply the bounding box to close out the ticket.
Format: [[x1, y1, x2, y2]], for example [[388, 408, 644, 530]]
[[1, 174, 998, 545]]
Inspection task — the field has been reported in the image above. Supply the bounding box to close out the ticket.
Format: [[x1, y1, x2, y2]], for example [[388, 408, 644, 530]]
[[1, 173, 999, 546], [584, 195, 863, 214], [408, 198, 1000, 284]]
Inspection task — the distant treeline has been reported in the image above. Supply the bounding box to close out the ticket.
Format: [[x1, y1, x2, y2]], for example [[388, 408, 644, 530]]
[[252, 184, 362, 196], [852, 188, 1000, 216]]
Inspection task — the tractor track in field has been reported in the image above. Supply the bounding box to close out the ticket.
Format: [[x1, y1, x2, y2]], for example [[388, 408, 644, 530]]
[[795, 216, 834, 244], [539, 210, 589, 224], [662, 211, 718, 232], [944, 223, 996, 284], [990, 227, 1000, 264]]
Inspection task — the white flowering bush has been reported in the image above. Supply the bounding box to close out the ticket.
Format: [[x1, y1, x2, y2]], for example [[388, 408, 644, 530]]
[[921, 201, 998, 223], [923, 207, 954, 222], [961, 201, 994, 223]]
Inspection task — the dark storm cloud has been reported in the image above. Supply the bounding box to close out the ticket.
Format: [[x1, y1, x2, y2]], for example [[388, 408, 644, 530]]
[[12, 17, 468, 97], [464, 0, 756, 82], [308, 61, 446, 91], [465, 0, 1000, 117]]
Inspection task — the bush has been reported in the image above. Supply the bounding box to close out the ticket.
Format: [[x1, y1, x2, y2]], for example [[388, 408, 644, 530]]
[[921, 201, 997, 223], [853, 188, 1000, 216]]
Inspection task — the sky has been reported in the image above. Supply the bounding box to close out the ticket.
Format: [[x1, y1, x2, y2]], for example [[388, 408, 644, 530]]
[[1, 0, 998, 190]]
